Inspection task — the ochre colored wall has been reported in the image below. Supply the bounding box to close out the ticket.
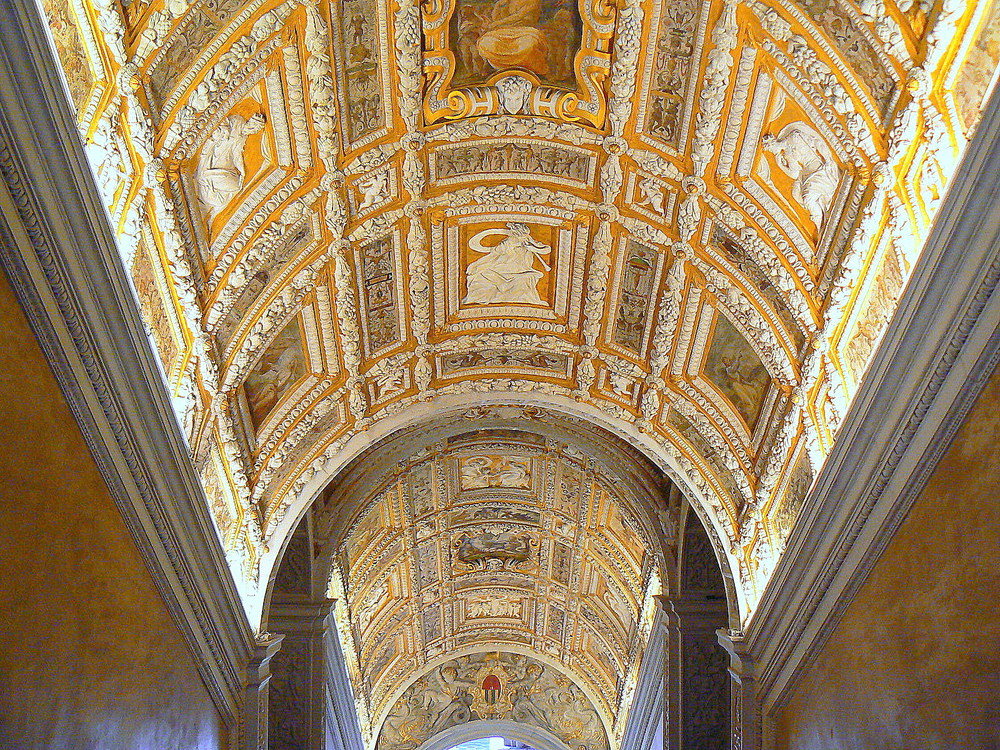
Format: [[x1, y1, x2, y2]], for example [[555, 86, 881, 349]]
[[775, 364, 1000, 750], [0, 268, 227, 749]]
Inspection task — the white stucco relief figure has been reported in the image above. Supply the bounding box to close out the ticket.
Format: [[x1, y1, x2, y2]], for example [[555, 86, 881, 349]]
[[357, 169, 389, 211], [467, 593, 522, 618], [763, 121, 840, 229], [463, 222, 550, 306], [637, 176, 666, 214], [196, 112, 266, 221]]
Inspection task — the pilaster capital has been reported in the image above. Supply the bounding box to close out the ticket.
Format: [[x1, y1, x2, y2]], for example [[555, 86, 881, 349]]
[[657, 593, 729, 632], [269, 597, 335, 634]]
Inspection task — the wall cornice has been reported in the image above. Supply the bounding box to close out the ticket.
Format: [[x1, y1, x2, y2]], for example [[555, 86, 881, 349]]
[[0, 0, 255, 731], [737, 79, 1000, 720]]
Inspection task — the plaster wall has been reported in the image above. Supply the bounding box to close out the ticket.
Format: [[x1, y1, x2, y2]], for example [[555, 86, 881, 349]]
[[775, 363, 1000, 749], [0, 268, 226, 750]]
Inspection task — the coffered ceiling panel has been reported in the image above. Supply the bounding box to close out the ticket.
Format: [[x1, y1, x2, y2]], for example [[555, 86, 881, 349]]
[[42, 0, 1000, 629]]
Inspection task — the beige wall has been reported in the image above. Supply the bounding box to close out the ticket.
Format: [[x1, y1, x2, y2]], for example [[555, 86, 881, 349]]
[[775, 363, 1000, 749], [0, 268, 227, 750]]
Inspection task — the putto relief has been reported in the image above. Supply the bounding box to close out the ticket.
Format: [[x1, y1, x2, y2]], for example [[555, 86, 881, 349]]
[[421, 0, 617, 128]]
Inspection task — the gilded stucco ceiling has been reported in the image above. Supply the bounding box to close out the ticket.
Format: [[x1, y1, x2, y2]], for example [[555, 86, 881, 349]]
[[41, 0, 1000, 634], [312, 430, 665, 748]]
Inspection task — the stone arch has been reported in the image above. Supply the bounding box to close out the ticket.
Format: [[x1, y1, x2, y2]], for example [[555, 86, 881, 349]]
[[255, 391, 747, 630], [374, 646, 615, 750], [414, 720, 573, 750]]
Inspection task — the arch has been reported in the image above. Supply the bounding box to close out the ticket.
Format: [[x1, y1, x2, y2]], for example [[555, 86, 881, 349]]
[[414, 720, 573, 750], [374, 645, 616, 750], [255, 391, 746, 631]]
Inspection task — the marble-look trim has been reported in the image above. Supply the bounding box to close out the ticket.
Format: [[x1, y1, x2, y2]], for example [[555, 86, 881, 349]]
[[618, 610, 665, 750], [0, 0, 255, 736], [739, 78, 1000, 731]]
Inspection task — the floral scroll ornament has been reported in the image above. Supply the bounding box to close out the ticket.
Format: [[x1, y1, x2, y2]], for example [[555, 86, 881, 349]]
[[421, 0, 617, 128]]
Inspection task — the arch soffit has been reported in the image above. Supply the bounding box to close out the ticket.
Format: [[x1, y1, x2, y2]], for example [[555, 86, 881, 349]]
[[414, 719, 575, 750], [258, 392, 745, 627]]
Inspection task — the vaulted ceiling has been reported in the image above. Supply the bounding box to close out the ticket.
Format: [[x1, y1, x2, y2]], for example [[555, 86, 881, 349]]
[[42, 0, 1000, 637], [309, 426, 670, 748]]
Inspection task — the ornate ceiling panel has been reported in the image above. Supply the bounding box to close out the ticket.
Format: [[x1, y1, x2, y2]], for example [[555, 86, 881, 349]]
[[41, 0, 1000, 628]]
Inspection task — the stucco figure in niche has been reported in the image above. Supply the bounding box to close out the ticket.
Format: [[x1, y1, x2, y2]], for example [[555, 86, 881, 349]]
[[463, 223, 551, 306], [703, 313, 772, 430], [196, 111, 267, 222], [242, 317, 306, 428], [450, 0, 582, 87], [762, 121, 840, 230]]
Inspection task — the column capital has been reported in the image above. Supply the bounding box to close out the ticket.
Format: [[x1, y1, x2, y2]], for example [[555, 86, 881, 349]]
[[657, 593, 729, 631], [248, 633, 285, 678], [716, 629, 757, 676]]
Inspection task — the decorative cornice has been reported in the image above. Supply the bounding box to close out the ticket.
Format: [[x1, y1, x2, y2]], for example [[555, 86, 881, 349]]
[[738, 79, 1000, 717], [0, 0, 254, 731]]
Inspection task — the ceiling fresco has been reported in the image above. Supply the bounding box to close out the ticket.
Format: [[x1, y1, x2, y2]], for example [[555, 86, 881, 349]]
[[41, 0, 1000, 632], [309, 429, 667, 747]]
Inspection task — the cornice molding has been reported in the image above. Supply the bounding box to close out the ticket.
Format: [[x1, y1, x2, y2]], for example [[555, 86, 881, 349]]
[[738, 80, 1000, 718], [0, 0, 254, 730]]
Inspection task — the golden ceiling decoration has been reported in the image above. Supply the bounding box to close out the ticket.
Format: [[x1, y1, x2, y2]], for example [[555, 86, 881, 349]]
[[41, 0, 1000, 632], [312, 429, 666, 748]]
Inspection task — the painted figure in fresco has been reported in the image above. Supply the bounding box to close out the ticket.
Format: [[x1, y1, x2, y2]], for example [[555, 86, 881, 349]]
[[463, 222, 550, 306], [460, 456, 531, 489], [763, 121, 840, 229], [456, 530, 533, 569], [452, 0, 578, 85], [477, 0, 548, 77], [196, 111, 266, 221]]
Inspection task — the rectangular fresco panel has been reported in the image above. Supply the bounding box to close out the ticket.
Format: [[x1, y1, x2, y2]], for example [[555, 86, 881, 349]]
[[612, 241, 658, 354], [242, 317, 307, 428], [449, 0, 583, 89], [703, 313, 772, 430], [339, 0, 384, 141]]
